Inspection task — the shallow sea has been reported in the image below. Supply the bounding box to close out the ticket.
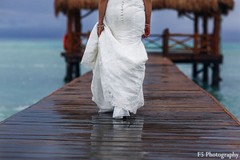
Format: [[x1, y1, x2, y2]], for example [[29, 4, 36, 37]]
[[0, 39, 239, 121]]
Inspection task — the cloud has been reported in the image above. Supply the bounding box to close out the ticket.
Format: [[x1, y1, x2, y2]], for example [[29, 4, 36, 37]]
[[222, 1, 240, 31], [0, 0, 66, 38], [0, 9, 34, 28], [0, 0, 239, 41]]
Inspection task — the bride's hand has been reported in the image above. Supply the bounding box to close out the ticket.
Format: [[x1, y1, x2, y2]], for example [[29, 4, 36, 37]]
[[97, 24, 104, 37], [143, 24, 150, 38]]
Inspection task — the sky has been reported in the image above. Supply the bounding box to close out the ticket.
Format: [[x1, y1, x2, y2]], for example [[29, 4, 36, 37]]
[[0, 0, 239, 42]]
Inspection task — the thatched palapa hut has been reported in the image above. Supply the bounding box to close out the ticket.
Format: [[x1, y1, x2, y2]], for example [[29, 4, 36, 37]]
[[55, 0, 234, 15], [54, 0, 234, 87]]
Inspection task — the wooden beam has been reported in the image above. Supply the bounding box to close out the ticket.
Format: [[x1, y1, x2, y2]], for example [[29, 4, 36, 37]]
[[212, 62, 221, 87], [75, 10, 81, 34], [213, 13, 221, 56], [202, 16, 209, 84], [72, 9, 81, 54], [194, 14, 199, 53], [73, 9, 82, 77], [67, 11, 73, 53], [162, 29, 169, 57], [203, 16, 208, 37], [193, 14, 199, 79], [192, 63, 198, 78], [201, 16, 208, 54]]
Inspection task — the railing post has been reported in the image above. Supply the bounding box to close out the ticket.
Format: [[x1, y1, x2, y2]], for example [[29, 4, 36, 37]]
[[194, 14, 199, 54], [162, 28, 169, 57]]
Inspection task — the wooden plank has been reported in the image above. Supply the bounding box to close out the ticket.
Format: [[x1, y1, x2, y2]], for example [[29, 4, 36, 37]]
[[0, 54, 239, 160]]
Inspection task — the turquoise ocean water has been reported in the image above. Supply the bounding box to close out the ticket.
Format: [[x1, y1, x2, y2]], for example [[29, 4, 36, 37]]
[[0, 39, 239, 122], [177, 42, 240, 121]]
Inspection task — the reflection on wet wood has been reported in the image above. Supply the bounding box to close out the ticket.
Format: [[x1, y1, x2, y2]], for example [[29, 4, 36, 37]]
[[0, 54, 239, 160]]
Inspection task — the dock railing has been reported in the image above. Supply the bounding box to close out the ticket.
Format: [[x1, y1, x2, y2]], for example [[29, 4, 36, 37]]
[[142, 34, 163, 52], [162, 28, 216, 56], [143, 28, 222, 87]]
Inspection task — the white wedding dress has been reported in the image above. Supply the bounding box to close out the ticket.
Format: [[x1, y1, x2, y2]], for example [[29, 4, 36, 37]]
[[81, 0, 148, 119]]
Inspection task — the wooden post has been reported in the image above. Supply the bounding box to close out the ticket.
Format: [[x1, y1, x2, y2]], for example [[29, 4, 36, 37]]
[[192, 63, 198, 79], [61, 10, 83, 82], [162, 28, 169, 57], [193, 14, 199, 78], [66, 62, 73, 82], [74, 9, 81, 52], [194, 14, 199, 53], [73, 9, 81, 77], [211, 13, 221, 87], [201, 16, 208, 54], [203, 63, 209, 83], [75, 10, 81, 34], [212, 63, 220, 87], [64, 11, 74, 82], [67, 11, 73, 54], [202, 16, 209, 84], [213, 13, 221, 56]]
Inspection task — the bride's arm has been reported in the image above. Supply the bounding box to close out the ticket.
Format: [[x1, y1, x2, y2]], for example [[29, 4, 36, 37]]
[[143, 0, 152, 37], [98, 0, 108, 37]]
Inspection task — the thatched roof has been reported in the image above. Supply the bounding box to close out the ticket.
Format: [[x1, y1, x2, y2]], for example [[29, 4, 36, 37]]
[[54, 0, 98, 15], [153, 0, 234, 15], [54, 0, 234, 16]]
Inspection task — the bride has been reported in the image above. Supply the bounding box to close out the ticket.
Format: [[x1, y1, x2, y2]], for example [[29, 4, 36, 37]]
[[81, 0, 152, 119]]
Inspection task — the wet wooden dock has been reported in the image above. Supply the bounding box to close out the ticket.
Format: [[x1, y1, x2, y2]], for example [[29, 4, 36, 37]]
[[0, 54, 239, 160]]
